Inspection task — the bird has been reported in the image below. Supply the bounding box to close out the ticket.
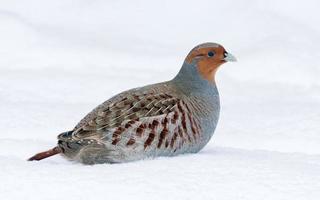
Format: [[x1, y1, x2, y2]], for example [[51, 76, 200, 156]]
[[28, 42, 236, 164]]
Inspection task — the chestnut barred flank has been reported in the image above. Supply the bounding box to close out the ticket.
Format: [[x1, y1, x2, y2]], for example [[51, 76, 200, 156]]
[[126, 138, 135, 146], [100, 94, 203, 153]]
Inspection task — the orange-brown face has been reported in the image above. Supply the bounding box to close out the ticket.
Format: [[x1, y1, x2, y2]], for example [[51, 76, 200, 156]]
[[185, 44, 236, 83]]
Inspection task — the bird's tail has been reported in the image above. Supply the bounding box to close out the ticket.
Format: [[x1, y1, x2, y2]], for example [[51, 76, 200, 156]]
[[27, 146, 62, 161], [27, 130, 74, 161]]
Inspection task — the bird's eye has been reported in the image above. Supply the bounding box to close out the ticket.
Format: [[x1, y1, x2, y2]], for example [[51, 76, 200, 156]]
[[207, 51, 215, 57]]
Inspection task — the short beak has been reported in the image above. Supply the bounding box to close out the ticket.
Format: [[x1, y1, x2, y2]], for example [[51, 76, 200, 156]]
[[223, 52, 237, 62]]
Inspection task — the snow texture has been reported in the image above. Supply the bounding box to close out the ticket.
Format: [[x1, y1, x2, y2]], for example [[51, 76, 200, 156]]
[[0, 0, 320, 199]]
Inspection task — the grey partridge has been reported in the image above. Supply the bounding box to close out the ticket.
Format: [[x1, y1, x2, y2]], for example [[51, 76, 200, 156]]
[[28, 42, 236, 164]]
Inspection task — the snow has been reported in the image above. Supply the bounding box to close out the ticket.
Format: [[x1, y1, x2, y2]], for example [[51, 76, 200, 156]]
[[0, 0, 320, 199]]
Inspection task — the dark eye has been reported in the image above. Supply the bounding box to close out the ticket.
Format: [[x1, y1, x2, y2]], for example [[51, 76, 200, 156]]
[[207, 51, 215, 57]]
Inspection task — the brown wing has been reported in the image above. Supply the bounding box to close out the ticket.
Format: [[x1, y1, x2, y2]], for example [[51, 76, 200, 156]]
[[59, 89, 202, 155], [71, 91, 179, 139]]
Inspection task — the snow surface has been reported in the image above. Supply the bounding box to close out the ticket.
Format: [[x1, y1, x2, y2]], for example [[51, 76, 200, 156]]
[[1, 0, 320, 199]]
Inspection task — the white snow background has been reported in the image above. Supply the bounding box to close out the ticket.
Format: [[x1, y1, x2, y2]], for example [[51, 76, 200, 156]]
[[1, 0, 320, 199]]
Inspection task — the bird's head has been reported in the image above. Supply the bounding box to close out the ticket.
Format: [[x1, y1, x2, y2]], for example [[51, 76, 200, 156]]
[[184, 42, 236, 83]]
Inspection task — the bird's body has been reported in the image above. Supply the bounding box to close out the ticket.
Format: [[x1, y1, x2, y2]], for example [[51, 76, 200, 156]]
[[59, 78, 220, 164], [28, 42, 236, 164]]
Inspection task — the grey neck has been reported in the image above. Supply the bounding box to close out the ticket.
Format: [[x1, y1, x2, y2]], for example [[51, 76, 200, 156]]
[[171, 61, 219, 96]]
